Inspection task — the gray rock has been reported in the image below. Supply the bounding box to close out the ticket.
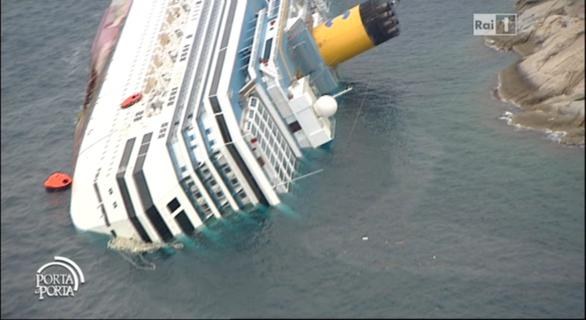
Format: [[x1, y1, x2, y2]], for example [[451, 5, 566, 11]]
[[488, 0, 585, 145]]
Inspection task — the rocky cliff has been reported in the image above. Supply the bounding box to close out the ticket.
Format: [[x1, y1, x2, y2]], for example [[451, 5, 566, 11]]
[[487, 0, 584, 145]]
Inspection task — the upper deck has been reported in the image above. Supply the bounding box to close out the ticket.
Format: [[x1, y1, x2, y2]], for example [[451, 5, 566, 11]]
[[71, 0, 213, 233]]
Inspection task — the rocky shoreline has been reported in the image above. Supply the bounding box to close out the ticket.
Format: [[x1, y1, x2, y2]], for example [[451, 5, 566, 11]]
[[486, 0, 584, 145]]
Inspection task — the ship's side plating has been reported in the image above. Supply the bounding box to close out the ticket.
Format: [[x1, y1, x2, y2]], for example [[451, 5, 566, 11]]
[[71, 0, 400, 242]]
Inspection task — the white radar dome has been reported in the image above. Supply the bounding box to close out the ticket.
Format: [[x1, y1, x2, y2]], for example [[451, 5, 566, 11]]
[[314, 95, 338, 118]]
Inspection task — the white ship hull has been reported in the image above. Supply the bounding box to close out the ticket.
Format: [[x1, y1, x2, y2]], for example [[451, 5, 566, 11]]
[[71, 0, 399, 243]]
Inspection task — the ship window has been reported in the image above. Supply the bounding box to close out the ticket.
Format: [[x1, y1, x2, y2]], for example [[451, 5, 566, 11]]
[[174, 210, 195, 235], [288, 121, 302, 133], [143, 205, 173, 242], [262, 38, 273, 61], [167, 198, 181, 213]]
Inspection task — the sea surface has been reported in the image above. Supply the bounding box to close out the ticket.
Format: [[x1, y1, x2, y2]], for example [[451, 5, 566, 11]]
[[1, 0, 584, 318]]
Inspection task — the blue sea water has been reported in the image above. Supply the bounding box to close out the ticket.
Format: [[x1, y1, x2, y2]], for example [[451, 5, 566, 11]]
[[1, 0, 584, 318]]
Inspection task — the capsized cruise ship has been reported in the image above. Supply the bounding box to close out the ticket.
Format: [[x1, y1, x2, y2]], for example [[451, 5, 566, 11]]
[[71, 0, 400, 243]]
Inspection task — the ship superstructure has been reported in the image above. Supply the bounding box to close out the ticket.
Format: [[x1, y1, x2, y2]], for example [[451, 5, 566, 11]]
[[71, 0, 400, 242]]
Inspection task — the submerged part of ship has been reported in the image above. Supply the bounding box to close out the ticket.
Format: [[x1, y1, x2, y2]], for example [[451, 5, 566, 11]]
[[71, 0, 400, 243]]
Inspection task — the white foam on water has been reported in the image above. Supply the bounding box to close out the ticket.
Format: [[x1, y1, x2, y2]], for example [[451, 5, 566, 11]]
[[544, 129, 568, 143], [498, 111, 571, 144], [484, 38, 509, 52], [499, 111, 515, 125]]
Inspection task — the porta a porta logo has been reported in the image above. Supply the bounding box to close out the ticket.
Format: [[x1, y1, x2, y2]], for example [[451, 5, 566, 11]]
[[35, 256, 85, 300]]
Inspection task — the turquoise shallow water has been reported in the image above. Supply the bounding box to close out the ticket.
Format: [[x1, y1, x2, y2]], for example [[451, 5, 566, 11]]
[[1, 0, 584, 318]]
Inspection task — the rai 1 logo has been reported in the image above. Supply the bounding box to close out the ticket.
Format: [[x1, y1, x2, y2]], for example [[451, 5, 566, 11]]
[[34, 256, 85, 300], [473, 13, 517, 36]]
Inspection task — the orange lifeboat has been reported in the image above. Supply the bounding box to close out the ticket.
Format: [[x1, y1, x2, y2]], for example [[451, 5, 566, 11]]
[[44, 172, 72, 191], [121, 92, 142, 109]]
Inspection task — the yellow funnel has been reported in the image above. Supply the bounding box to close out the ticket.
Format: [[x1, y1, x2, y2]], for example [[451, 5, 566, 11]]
[[312, 0, 400, 67]]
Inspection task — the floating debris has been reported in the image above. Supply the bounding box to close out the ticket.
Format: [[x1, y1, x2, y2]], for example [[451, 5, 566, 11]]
[[107, 237, 182, 254]]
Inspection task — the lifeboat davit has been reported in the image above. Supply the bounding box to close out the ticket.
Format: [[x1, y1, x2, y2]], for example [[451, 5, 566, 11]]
[[44, 172, 73, 191]]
